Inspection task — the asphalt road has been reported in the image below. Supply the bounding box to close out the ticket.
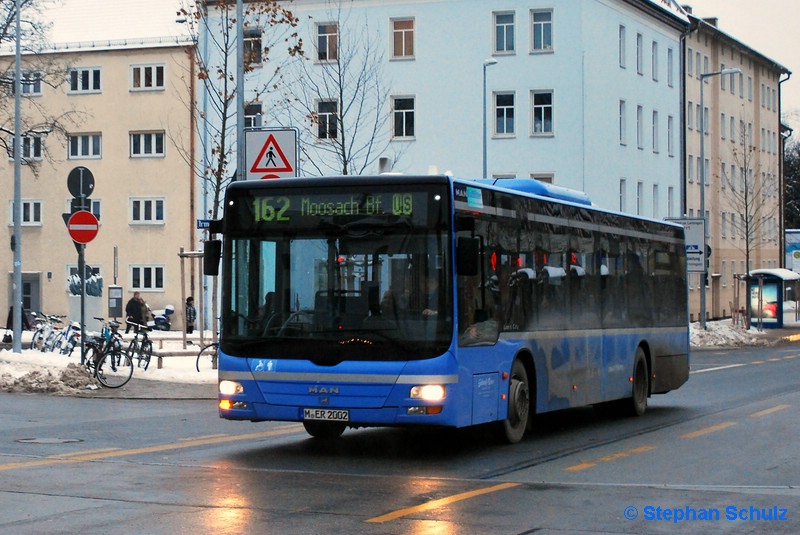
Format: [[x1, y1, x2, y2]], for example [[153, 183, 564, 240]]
[[1, 343, 799, 534]]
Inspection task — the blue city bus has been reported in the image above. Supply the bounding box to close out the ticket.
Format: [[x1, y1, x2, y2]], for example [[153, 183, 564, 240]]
[[206, 175, 688, 442]]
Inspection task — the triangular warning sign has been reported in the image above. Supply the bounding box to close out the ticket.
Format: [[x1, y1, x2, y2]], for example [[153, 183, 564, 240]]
[[250, 134, 293, 178]]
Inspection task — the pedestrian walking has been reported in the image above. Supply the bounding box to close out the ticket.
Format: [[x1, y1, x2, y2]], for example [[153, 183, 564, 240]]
[[125, 291, 146, 333], [185, 296, 197, 334]]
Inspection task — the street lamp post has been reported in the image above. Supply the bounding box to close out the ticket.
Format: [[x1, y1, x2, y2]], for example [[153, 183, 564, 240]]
[[482, 58, 497, 178], [698, 67, 742, 329]]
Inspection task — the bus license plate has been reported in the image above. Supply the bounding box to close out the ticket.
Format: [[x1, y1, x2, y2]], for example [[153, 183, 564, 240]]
[[303, 408, 349, 422]]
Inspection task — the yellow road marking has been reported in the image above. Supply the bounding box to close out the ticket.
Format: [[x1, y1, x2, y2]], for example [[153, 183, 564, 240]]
[[565, 445, 656, 472], [53, 448, 121, 458], [750, 404, 790, 418], [366, 482, 520, 523], [0, 425, 304, 472], [679, 422, 735, 439]]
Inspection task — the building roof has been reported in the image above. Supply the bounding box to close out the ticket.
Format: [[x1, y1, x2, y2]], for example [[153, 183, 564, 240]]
[[2, 0, 193, 55]]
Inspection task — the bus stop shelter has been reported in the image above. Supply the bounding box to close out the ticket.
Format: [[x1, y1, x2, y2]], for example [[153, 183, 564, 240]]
[[748, 268, 800, 329]]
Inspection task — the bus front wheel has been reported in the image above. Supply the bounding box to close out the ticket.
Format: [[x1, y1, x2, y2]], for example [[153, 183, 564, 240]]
[[501, 359, 530, 444], [303, 420, 346, 440]]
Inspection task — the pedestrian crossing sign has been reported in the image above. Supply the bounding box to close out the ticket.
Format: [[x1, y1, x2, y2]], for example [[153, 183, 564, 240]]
[[245, 128, 298, 179]]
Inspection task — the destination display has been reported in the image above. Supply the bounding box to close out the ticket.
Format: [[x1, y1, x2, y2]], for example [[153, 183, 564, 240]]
[[230, 187, 441, 231]]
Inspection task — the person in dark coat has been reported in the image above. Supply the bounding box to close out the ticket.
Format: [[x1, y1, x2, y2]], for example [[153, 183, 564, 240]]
[[125, 291, 146, 333], [6, 306, 31, 331]]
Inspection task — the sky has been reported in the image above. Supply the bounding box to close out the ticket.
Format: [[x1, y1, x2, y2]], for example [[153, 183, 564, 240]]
[[685, 0, 799, 138]]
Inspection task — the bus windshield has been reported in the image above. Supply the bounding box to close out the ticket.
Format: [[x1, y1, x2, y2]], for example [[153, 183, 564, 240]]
[[221, 184, 453, 363]]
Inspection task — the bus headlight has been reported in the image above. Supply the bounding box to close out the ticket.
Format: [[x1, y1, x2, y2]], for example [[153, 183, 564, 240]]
[[410, 384, 446, 402], [219, 380, 244, 395]]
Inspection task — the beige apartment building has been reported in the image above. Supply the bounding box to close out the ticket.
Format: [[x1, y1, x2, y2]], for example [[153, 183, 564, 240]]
[[0, 26, 197, 328], [683, 13, 790, 322]]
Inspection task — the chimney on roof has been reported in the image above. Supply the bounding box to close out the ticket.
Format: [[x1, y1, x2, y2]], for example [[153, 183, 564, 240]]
[[681, 5, 692, 14], [703, 17, 718, 27]]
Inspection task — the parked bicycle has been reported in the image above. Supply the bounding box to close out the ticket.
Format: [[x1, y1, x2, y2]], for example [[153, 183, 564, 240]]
[[29, 313, 65, 351], [196, 341, 219, 372], [126, 321, 153, 370], [82, 318, 133, 388], [51, 320, 81, 356]]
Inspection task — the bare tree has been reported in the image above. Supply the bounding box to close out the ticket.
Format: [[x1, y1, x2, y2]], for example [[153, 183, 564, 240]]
[[279, 0, 401, 176], [723, 116, 780, 274], [175, 0, 302, 218], [0, 0, 80, 176]]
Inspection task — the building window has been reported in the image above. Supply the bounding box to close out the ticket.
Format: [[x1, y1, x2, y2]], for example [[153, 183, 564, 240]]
[[130, 198, 164, 224], [652, 184, 659, 219], [130, 132, 165, 157], [317, 100, 338, 139], [687, 101, 693, 130], [651, 41, 658, 81], [636, 181, 643, 216], [619, 178, 627, 212], [392, 96, 415, 138], [687, 47, 693, 76], [688, 155, 694, 182], [131, 265, 164, 291], [667, 48, 674, 87], [652, 111, 659, 153], [668, 186, 674, 217], [244, 28, 263, 64], [494, 12, 515, 54], [531, 174, 553, 183], [131, 64, 165, 90], [65, 198, 102, 221], [9, 200, 42, 226], [667, 115, 674, 156], [636, 105, 643, 149], [392, 18, 414, 58], [69, 67, 101, 93], [636, 33, 643, 75], [618, 25, 626, 68], [530, 9, 552, 51], [13, 135, 43, 160], [15, 71, 42, 95], [531, 91, 553, 134], [619, 100, 626, 145], [494, 92, 515, 135], [317, 23, 338, 62], [68, 134, 101, 159], [245, 102, 262, 128]]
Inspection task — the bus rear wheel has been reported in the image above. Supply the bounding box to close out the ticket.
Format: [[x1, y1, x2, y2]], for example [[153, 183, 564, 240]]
[[501, 359, 530, 444], [303, 420, 346, 440], [627, 348, 649, 417]]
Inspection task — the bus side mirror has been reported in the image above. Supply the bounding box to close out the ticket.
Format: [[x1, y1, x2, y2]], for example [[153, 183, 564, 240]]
[[204, 240, 222, 276], [456, 237, 480, 277]]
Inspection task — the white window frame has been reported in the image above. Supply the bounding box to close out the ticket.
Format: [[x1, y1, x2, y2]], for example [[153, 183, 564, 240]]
[[667, 115, 674, 156], [316, 23, 339, 62], [651, 41, 658, 81], [619, 178, 627, 212], [244, 102, 263, 128], [530, 9, 552, 52], [667, 48, 674, 87], [130, 197, 165, 225], [68, 133, 102, 159], [530, 90, 553, 135], [130, 265, 165, 292], [391, 18, 414, 59], [9, 200, 42, 226], [68, 67, 101, 93], [130, 64, 165, 91], [619, 100, 627, 145], [636, 105, 643, 149], [19, 71, 42, 95], [636, 33, 643, 75], [494, 92, 515, 136], [494, 12, 515, 54], [391, 96, 415, 139], [651, 110, 659, 153], [244, 28, 263, 65], [618, 25, 626, 68], [14, 135, 44, 161], [316, 100, 338, 140], [65, 198, 102, 221], [129, 131, 165, 158]]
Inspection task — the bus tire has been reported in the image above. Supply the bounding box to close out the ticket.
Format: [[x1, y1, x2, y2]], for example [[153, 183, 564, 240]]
[[627, 348, 649, 417], [303, 420, 346, 440], [501, 359, 531, 444]]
